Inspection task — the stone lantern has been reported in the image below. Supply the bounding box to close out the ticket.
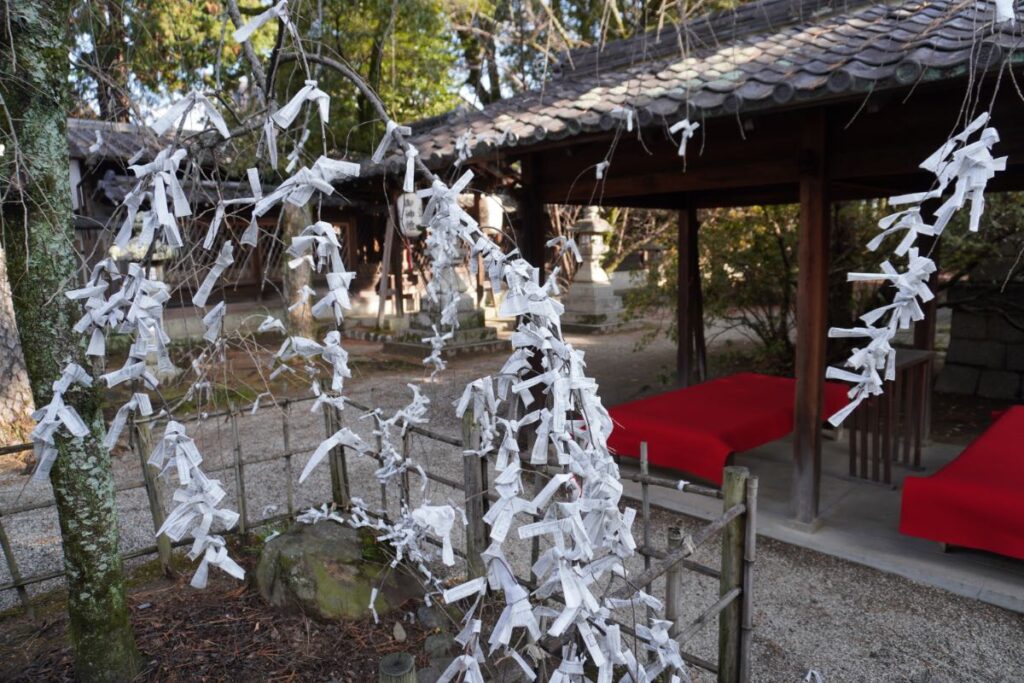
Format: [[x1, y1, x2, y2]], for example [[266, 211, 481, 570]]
[[382, 195, 503, 357], [562, 206, 623, 333]]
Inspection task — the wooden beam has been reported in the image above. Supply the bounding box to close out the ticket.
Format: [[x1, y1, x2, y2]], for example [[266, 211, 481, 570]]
[[506, 80, 1024, 209], [792, 109, 830, 526], [677, 204, 701, 386], [557, 184, 799, 210], [533, 117, 802, 205]]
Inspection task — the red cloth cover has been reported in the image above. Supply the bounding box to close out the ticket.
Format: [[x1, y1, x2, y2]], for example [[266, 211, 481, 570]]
[[899, 405, 1024, 560], [607, 373, 850, 485]]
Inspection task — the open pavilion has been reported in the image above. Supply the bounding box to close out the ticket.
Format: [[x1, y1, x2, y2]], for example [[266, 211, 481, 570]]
[[369, 0, 1024, 514], [342, 0, 1024, 608]]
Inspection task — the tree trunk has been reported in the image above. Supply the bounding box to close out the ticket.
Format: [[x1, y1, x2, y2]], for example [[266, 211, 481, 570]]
[[1, 2, 141, 680], [0, 245, 36, 450], [282, 203, 315, 337], [93, 0, 132, 122], [357, 0, 397, 148]]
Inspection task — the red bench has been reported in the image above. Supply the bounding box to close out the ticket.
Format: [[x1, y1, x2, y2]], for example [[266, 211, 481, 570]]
[[899, 406, 1024, 560], [607, 373, 849, 485]]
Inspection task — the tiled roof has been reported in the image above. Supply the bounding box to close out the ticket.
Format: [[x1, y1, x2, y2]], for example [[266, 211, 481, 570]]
[[403, 0, 1024, 167], [67, 118, 161, 162], [98, 170, 353, 209]]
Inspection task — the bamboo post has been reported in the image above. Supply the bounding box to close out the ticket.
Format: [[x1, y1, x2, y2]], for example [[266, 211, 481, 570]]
[[325, 403, 351, 509], [401, 430, 412, 509], [375, 416, 387, 514], [479, 438, 490, 518], [524, 419, 544, 567], [462, 409, 487, 578], [133, 419, 174, 577], [718, 466, 749, 683], [640, 442, 654, 627], [0, 515, 33, 617], [228, 410, 248, 534], [282, 403, 295, 517], [379, 652, 416, 683], [665, 525, 685, 639], [884, 385, 894, 484], [739, 476, 758, 683]]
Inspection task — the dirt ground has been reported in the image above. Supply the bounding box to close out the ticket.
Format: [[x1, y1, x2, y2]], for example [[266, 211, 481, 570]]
[[0, 559, 433, 683]]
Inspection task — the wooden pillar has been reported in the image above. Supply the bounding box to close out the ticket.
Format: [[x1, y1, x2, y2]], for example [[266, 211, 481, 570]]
[[518, 155, 551, 494], [792, 110, 830, 526], [913, 234, 940, 351], [520, 155, 548, 282], [377, 203, 396, 329], [695, 266, 708, 382], [677, 204, 702, 386], [913, 235, 939, 442]]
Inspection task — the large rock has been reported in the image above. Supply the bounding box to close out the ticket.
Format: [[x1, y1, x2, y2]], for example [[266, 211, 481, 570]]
[[256, 521, 422, 620]]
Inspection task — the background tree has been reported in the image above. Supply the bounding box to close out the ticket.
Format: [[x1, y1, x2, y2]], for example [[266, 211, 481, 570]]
[[69, 1, 460, 156], [448, 0, 742, 104], [623, 203, 889, 373], [71, 0, 275, 118], [0, 246, 35, 450], [0, 1, 141, 680]]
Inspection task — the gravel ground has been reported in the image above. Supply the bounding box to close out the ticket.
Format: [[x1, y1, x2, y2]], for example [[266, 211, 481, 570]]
[[1, 327, 1022, 682]]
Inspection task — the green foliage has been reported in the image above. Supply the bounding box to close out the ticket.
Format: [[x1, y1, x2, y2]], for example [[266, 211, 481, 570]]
[[700, 205, 799, 371], [307, 0, 460, 153], [70, 0, 459, 155], [71, 1, 276, 117], [624, 202, 889, 373], [448, 0, 751, 103], [936, 192, 1024, 288]]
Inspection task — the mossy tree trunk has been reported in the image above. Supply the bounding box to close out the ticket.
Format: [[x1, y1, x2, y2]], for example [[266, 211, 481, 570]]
[[0, 2, 141, 680]]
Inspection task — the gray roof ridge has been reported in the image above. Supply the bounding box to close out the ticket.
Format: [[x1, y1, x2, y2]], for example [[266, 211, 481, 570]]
[[68, 117, 149, 133], [557, 0, 877, 79]]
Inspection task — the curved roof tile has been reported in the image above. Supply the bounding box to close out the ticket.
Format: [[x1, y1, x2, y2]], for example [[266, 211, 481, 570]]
[[401, 0, 1024, 167]]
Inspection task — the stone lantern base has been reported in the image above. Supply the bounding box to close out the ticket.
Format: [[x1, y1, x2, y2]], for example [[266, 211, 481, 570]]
[[561, 285, 624, 333], [383, 306, 505, 357]]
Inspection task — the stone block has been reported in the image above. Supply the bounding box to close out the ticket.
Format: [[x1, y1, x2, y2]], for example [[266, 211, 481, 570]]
[[1007, 345, 1024, 372], [951, 309, 988, 340], [562, 281, 624, 334], [944, 338, 1005, 368], [934, 364, 980, 395], [988, 317, 1024, 344], [977, 370, 1021, 400]]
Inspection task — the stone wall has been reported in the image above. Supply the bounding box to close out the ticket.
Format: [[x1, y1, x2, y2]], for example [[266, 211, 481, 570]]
[[936, 285, 1024, 400]]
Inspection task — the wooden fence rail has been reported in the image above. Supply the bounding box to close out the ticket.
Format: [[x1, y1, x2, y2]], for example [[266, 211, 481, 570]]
[[0, 401, 756, 683]]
